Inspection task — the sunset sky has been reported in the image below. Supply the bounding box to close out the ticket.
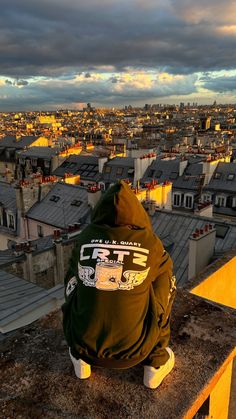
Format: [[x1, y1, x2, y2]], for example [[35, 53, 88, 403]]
[[0, 0, 236, 110]]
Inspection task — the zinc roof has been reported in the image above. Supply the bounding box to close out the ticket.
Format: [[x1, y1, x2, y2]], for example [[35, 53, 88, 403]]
[[152, 210, 236, 286], [26, 182, 90, 228]]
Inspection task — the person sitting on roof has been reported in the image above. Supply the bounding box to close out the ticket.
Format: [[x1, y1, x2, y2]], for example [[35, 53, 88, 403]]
[[62, 180, 176, 389]]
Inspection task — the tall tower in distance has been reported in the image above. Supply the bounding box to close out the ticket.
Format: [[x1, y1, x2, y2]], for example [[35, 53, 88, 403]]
[[200, 115, 211, 130]]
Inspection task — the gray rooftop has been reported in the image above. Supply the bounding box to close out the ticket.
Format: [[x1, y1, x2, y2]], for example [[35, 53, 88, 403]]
[[0, 182, 17, 211], [17, 146, 60, 159], [142, 158, 181, 184], [26, 182, 90, 228], [152, 210, 236, 286], [174, 163, 204, 191], [0, 269, 64, 334], [206, 162, 236, 192], [101, 157, 135, 183], [0, 135, 38, 149], [53, 154, 101, 181]]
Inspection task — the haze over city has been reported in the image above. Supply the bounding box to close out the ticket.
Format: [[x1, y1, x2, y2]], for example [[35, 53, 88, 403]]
[[0, 0, 236, 111]]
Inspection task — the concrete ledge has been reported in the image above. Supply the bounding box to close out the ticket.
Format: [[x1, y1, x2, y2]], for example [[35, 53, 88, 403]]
[[1, 290, 236, 418]]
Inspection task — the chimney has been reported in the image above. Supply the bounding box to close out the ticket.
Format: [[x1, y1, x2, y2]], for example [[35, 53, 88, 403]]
[[194, 203, 213, 218], [15, 185, 25, 215], [98, 157, 108, 173], [88, 185, 102, 208], [179, 159, 188, 176], [188, 224, 216, 280], [162, 181, 172, 210]]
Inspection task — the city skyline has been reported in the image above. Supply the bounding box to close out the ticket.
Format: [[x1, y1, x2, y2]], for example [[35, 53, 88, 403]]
[[0, 0, 236, 111]]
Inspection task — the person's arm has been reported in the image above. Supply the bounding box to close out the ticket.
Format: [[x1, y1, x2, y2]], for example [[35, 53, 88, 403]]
[[64, 243, 80, 301], [152, 238, 176, 327]]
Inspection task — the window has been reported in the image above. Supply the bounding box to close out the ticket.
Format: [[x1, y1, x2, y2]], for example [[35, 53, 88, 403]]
[[7, 213, 15, 229], [104, 165, 111, 174], [202, 194, 211, 203], [185, 194, 193, 209], [31, 158, 38, 166], [80, 164, 89, 170], [68, 162, 77, 169], [49, 195, 60, 202], [0, 207, 3, 225], [227, 173, 235, 181], [215, 195, 226, 207], [214, 172, 222, 180], [99, 182, 105, 191], [37, 224, 43, 237], [173, 193, 181, 207], [116, 167, 123, 176], [215, 224, 229, 239], [19, 157, 25, 165], [71, 199, 82, 207], [44, 160, 50, 168]]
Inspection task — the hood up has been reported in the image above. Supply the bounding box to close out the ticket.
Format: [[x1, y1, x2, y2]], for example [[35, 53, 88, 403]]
[[91, 180, 152, 229]]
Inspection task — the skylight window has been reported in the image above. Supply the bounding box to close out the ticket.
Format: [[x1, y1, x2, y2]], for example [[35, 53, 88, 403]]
[[71, 200, 82, 207], [80, 164, 89, 170], [214, 172, 221, 180], [49, 195, 60, 202], [227, 174, 235, 181], [215, 224, 229, 239]]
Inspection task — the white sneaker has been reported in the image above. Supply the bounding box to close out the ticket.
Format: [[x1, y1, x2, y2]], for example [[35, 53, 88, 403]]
[[143, 347, 175, 389], [69, 349, 91, 379]]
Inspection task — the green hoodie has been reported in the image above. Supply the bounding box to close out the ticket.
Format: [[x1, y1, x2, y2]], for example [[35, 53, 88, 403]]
[[62, 180, 174, 369]]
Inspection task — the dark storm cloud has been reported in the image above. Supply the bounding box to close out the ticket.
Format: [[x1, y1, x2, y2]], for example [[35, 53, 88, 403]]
[[0, 0, 236, 78], [202, 75, 236, 93]]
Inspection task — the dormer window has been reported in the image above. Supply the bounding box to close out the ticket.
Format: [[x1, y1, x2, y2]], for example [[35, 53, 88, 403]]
[[215, 195, 226, 207], [104, 166, 111, 174], [116, 167, 123, 176], [31, 157, 38, 166], [7, 212, 15, 229]]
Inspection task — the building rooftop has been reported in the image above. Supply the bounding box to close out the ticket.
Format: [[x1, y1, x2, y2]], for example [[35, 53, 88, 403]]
[[152, 210, 236, 286], [0, 135, 38, 149], [0, 182, 17, 211], [101, 157, 135, 184], [206, 162, 236, 192], [0, 268, 64, 334], [53, 154, 101, 181], [17, 146, 60, 159], [1, 289, 236, 418], [26, 182, 90, 228]]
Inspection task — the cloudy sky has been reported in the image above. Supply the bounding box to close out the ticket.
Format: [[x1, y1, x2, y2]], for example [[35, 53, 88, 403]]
[[0, 0, 236, 110]]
